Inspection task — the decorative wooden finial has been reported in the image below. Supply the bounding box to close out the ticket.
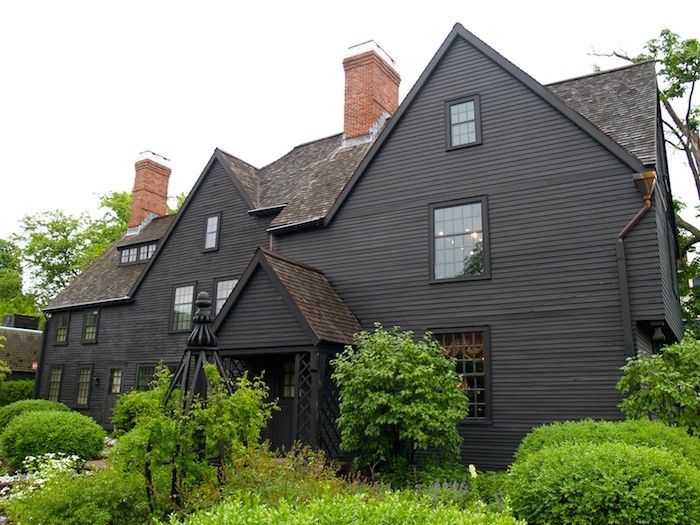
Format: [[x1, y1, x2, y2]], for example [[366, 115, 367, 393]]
[[187, 291, 218, 349]]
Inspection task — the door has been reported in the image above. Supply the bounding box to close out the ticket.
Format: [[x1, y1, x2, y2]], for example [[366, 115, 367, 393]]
[[269, 359, 295, 450]]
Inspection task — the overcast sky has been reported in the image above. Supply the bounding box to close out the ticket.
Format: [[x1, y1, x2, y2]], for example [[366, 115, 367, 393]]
[[1, 1, 698, 238]]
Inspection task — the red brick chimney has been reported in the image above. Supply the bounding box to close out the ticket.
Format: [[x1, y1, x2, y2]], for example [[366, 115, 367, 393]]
[[343, 41, 400, 140], [128, 151, 171, 228]]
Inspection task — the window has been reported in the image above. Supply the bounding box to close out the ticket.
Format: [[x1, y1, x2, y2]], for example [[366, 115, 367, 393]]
[[431, 198, 489, 280], [437, 331, 489, 419], [204, 214, 220, 251], [281, 361, 295, 398], [120, 246, 138, 264], [136, 365, 156, 390], [109, 368, 123, 394], [82, 309, 99, 343], [215, 278, 238, 314], [171, 284, 195, 331], [139, 243, 156, 260], [48, 367, 63, 401], [54, 313, 69, 344], [121, 244, 155, 264], [446, 96, 481, 148], [76, 366, 92, 406]]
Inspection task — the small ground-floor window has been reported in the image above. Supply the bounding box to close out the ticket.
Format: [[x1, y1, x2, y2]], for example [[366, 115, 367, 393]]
[[109, 368, 123, 394], [48, 366, 63, 401], [136, 365, 156, 390], [76, 366, 92, 406]]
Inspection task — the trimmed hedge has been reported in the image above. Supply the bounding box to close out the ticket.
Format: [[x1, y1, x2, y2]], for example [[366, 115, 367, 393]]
[[514, 418, 700, 468], [510, 443, 700, 525], [0, 410, 106, 467], [173, 492, 522, 525], [0, 379, 34, 406], [0, 399, 69, 432]]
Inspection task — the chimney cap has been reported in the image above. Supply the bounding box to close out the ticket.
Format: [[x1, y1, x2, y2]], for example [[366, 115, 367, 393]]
[[136, 150, 171, 168], [346, 40, 396, 68]]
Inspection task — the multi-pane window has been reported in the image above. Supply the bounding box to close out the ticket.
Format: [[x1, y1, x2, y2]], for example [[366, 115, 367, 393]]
[[172, 284, 195, 331], [438, 331, 487, 419], [82, 309, 99, 343], [136, 366, 156, 390], [48, 367, 62, 401], [76, 367, 92, 406], [215, 279, 238, 314], [448, 97, 480, 147], [281, 361, 295, 398], [109, 368, 123, 394], [121, 244, 155, 264], [54, 313, 69, 344], [204, 215, 220, 250], [139, 243, 156, 260], [433, 201, 486, 279], [120, 247, 138, 264]]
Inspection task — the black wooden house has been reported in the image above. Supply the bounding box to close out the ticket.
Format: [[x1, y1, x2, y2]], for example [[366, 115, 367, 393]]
[[37, 25, 682, 469]]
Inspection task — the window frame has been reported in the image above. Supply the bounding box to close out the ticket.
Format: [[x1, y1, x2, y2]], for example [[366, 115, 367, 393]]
[[445, 95, 482, 150], [203, 212, 221, 252], [75, 364, 93, 408], [119, 242, 157, 266], [428, 195, 491, 283], [214, 276, 238, 315], [53, 313, 70, 345], [47, 365, 63, 401], [108, 367, 123, 395], [81, 309, 100, 344], [135, 364, 157, 391], [431, 326, 492, 424], [169, 282, 196, 333]]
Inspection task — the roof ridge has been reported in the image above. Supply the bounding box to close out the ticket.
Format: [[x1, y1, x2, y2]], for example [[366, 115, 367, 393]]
[[260, 248, 325, 275], [546, 59, 657, 86], [215, 147, 259, 171], [257, 133, 342, 172]]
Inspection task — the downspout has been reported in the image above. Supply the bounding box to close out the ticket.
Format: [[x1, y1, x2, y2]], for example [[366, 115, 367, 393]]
[[617, 171, 657, 357]]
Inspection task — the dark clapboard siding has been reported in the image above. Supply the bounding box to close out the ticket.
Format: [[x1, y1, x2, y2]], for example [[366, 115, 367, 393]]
[[274, 36, 667, 468], [39, 158, 270, 421]]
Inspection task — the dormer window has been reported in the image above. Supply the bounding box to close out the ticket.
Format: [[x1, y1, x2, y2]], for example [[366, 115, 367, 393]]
[[446, 95, 481, 149], [119, 243, 156, 264], [204, 214, 220, 251], [139, 244, 156, 260], [120, 247, 138, 264]]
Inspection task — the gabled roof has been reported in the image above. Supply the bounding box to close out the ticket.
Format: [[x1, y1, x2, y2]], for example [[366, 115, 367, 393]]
[[213, 248, 361, 345], [115, 214, 175, 248], [0, 326, 41, 373]]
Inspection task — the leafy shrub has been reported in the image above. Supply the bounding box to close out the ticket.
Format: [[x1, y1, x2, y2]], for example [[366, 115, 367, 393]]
[[3, 467, 150, 525], [0, 379, 34, 406], [170, 491, 523, 525], [0, 410, 106, 467], [514, 418, 700, 468], [111, 387, 161, 435], [380, 459, 469, 489], [618, 335, 700, 435], [0, 398, 69, 431], [333, 325, 467, 470], [510, 442, 700, 525]]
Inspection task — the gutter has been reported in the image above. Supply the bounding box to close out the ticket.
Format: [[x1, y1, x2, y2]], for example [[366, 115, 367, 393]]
[[617, 171, 657, 356]]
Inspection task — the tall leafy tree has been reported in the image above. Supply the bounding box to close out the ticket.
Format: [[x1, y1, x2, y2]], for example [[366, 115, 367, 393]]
[[0, 239, 38, 318]]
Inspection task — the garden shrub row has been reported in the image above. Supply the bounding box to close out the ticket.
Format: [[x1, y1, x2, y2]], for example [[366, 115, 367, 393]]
[[0, 379, 34, 407], [0, 398, 68, 431]]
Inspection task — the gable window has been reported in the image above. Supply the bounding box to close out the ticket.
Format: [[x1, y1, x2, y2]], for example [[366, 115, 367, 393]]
[[54, 313, 70, 345], [171, 284, 195, 331], [215, 278, 238, 314], [139, 243, 156, 260], [109, 368, 123, 394], [76, 366, 92, 406], [82, 309, 99, 343], [431, 197, 489, 281], [446, 95, 481, 148], [204, 214, 220, 251], [437, 330, 489, 420], [136, 365, 156, 390], [48, 367, 63, 401]]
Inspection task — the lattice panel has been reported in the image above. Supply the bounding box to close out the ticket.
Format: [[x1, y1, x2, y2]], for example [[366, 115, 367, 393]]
[[222, 358, 249, 385], [319, 366, 343, 460], [294, 353, 313, 443]]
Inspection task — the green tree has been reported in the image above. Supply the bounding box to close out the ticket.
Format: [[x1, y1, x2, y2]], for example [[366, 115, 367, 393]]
[[332, 325, 467, 472], [168, 192, 187, 215], [0, 239, 38, 318]]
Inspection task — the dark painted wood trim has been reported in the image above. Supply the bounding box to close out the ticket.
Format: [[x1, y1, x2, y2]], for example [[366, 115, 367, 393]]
[[220, 346, 312, 356], [444, 94, 482, 150], [34, 318, 50, 398]]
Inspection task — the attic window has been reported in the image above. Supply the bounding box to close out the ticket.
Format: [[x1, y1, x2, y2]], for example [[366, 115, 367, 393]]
[[446, 95, 481, 148], [120, 247, 138, 264], [119, 243, 156, 264], [204, 214, 220, 251], [139, 244, 156, 260]]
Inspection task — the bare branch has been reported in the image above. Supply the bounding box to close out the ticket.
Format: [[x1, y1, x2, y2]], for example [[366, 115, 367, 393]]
[[676, 214, 700, 255], [665, 138, 683, 150], [686, 81, 696, 124], [588, 49, 633, 62], [663, 98, 690, 137]]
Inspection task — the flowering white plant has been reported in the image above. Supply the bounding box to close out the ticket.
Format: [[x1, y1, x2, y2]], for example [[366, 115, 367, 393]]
[[0, 452, 84, 501]]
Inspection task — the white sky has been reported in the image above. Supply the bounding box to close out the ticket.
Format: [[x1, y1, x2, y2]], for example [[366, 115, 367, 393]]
[[1, 0, 698, 238]]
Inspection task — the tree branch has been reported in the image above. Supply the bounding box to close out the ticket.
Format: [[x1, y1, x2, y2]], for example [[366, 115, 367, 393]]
[[589, 49, 633, 62], [676, 214, 700, 255], [686, 80, 696, 124], [663, 98, 690, 137]]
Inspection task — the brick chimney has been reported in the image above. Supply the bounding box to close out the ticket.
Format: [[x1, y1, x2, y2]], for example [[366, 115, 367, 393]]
[[128, 151, 171, 228], [343, 41, 400, 140]]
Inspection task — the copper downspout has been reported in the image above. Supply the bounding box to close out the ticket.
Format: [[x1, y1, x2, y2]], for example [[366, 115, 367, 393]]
[[617, 172, 657, 356]]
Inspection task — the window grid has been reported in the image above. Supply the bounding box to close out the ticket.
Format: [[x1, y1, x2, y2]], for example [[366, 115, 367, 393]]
[[136, 366, 156, 390], [172, 285, 195, 331], [48, 368, 62, 401], [83, 310, 98, 343], [438, 331, 487, 419], [121, 244, 156, 264], [281, 361, 295, 398], [204, 215, 219, 250], [434, 203, 484, 279], [55, 314, 69, 344], [215, 279, 238, 314], [76, 367, 92, 406], [450, 100, 477, 146], [109, 368, 122, 394]]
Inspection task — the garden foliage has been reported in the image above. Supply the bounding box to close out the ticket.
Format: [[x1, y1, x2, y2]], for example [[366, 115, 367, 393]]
[[0, 379, 35, 407], [0, 398, 69, 432]]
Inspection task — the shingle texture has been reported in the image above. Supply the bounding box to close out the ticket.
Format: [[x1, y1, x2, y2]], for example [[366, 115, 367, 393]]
[[0, 326, 41, 373], [262, 250, 362, 344], [116, 215, 175, 247], [547, 61, 658, 165]]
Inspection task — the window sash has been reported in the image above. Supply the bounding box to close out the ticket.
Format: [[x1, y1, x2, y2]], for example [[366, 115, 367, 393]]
[[433, 201, 485, 279], [109, 368, 122, 394], [83, 310, 98, 342], [76, 367, 92, 406], [136, 366, 156, 390], [204, 215, 219, 250], [215, 279, 238, 314], [55, 314, 69, 343], [172, 285, 195, 331], [48, 368, 62, 401], [281, 361, 295, 398]]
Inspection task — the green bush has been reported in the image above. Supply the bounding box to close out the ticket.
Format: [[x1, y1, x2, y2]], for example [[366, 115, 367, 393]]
[[111, 387, 161, 435], [333, 325, 467, 470], [3, 467, 150, 525], [0, 410, 106, 467], [618, 334, 700, 435], [0, 398, 69, 431], [514, 418, 700, 468], [0, 379, 34, 406], [510, 442, 700, 525], [171, 491, 522, 525]]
